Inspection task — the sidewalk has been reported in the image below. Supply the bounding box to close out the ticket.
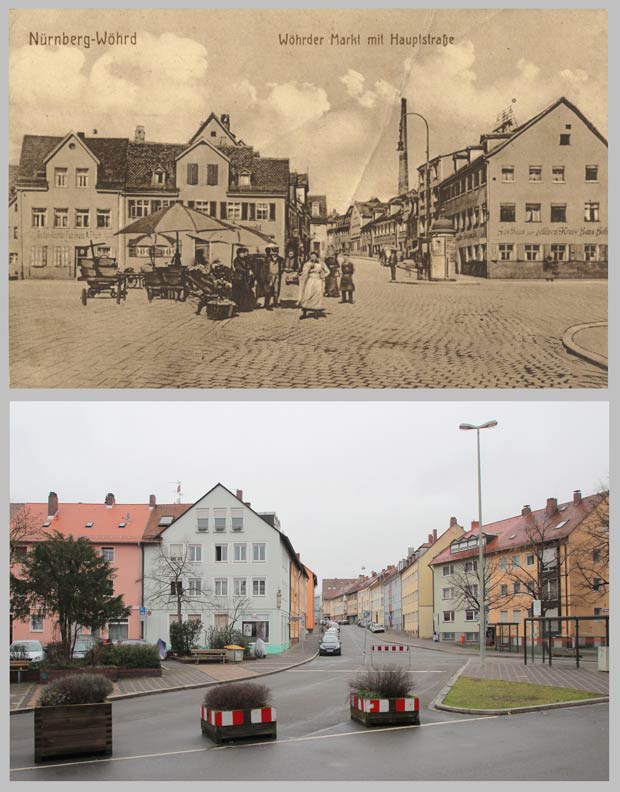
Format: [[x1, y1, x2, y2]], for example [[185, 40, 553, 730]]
[[10, 634, 321, 713]]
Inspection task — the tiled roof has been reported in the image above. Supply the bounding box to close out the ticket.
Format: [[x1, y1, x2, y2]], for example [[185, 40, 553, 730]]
[[142, 503, 192, 541], [429, 493, 604, 566], [308, 195, 327, 218], [12, 502, 153, 543], [125, 141, 186, 191], [225, 147, 289, 193]]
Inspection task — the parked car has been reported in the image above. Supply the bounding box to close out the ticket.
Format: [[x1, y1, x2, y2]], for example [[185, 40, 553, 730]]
[[71, 637, 104, 659], [114, 638, 150, 646], [10, 640, 45, 662], [319, 635, 342, 656], [337, 620, 348, 625], [369, 623, 385, 633]]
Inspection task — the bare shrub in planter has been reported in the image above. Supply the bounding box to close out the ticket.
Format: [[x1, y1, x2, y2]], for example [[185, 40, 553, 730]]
[[35, 673, 114, 763], [348, 665, 419, 728], [201, 682, 276, 743], [95, 644, 161, 669]]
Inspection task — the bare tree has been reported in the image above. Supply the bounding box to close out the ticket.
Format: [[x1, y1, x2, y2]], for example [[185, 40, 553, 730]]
[[10, 506, 49, 564], [567, 490, 609, 596], [446, 555, 513, 616], [144, 538, 218, 622]]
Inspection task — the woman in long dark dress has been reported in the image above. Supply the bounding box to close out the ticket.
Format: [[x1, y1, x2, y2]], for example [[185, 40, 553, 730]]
[[324, 255, 341, 298], [339, 253, 355, 303], [231, 247, 255, 312]]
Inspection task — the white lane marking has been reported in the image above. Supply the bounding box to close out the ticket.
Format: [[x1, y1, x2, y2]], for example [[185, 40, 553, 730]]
[[10, 715, 498, 771], [286, 669, 445, 673]]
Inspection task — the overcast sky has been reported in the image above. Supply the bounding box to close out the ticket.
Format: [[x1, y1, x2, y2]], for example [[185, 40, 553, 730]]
[[10, 401, 608, 582], [9, 7, 607, 211]]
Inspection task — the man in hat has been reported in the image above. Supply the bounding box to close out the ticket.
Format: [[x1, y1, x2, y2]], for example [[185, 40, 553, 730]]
[[264, 246, 284, 310], [231, 246, 255, 312]]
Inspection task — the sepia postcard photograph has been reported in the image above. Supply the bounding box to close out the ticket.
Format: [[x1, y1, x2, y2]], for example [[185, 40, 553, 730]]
[[8, 7, 608, 388]]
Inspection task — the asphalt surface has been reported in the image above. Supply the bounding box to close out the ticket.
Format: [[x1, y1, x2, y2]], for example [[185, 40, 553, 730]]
[[9, 260, 607, 388], [9, 625, 609, 780]]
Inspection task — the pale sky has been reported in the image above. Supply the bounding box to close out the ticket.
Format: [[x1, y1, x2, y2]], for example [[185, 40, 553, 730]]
[[9, 7, 607, 212], [10, 401, 609, 583]]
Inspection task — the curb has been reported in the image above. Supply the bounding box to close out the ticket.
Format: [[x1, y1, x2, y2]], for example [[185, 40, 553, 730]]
[[561, 321, 608, 370], [9, 650, 320, 715]]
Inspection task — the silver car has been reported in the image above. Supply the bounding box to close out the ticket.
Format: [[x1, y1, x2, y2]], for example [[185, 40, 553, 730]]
[[10, 640, 45, 662]]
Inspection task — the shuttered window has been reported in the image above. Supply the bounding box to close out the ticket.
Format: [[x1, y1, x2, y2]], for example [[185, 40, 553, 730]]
[[269, 203, 276, 221], [207, 164, 219, 185], [187, 163, 198, 185]]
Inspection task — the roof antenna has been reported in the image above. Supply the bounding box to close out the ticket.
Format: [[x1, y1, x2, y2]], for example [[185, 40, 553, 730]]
[[168, 481, 182, 504]]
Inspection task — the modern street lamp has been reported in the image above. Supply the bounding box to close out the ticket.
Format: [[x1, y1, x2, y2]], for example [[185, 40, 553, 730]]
[[401, 109, 431, 272], [459, 420, 498, 665]]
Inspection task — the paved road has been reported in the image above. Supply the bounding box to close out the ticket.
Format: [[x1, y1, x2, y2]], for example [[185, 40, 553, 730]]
[[10, 626, 608, 780], [9, 261, 607, 388]]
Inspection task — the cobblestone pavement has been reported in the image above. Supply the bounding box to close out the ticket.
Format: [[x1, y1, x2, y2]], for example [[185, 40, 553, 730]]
[[9, 259, 607, 388], [462, 658, 608, 695]]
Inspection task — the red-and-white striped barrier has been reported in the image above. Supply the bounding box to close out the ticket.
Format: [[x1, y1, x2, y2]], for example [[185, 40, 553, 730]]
[[371, 644, 410, 652], [201, 705, 276, 726], [350, 694, 418, 712]]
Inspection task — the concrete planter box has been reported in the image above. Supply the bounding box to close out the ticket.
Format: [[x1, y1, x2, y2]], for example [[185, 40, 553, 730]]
[[200, 705, 277, 744], [34, 701, 112, 763], [349, 694, 420, 727], [116, 667, 162, 679], [40, 667, 119, 684]]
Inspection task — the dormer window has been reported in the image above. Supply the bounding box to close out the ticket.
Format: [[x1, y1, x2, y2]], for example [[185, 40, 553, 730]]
[[152, 169, 166, 186], [239, 171, 251, 188]]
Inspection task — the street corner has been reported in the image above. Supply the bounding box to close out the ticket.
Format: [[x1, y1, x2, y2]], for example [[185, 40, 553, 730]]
[[562, 322, 608, 371]]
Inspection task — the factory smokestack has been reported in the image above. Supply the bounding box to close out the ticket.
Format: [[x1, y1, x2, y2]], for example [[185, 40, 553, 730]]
[[397, 97, 409, 195]]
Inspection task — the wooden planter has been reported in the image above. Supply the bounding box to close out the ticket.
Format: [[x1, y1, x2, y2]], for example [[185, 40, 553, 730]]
[[34, 702, 112, 763], [200, 705, 276, 744], [349, 694, 420, 727]]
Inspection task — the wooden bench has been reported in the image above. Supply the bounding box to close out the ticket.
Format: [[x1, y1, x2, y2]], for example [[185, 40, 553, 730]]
[[10, 659, 32, 683], [190, 649, 227, 664]]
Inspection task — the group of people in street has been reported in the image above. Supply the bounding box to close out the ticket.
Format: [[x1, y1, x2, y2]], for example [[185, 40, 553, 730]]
[[192, 246, 356, 320]]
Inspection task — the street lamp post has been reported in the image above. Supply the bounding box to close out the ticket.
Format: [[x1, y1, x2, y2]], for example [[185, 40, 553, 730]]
[[402, 110, 430, 273], [459, 420, 498, 665]]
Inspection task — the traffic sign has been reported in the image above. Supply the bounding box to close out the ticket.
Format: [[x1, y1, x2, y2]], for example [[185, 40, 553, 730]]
[[139, 606, 146, 616], [532, 600, 542, 617]]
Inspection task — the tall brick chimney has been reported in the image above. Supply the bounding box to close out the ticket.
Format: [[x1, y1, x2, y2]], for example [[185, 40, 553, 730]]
[[450, 517, 458, 527], [433, 528, 438, 542], [522, 505, 532, 516], [471, 520, 479, 531], [545, 497, 558, 516], [105, 493, 116, 507], [428, 533, 433, 544], [397, 97, 409, 195], [236, 489, 243, 501], [134, 125, 145, 143], [149, 494, 157, 508], [573, 490, 582, 505], [220, 113, 230, 131], [48, 491, 58, 518]]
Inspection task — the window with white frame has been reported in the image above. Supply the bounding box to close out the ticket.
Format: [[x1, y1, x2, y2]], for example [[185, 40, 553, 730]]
[[512, 610, 521, 622], [97, 209, 111, 228], [525, 244, 541, 261], [76, 168, 89, 187], [525, 203, 541, 222], [442, 611, 455, 622], [193, 201, 211, 214], [499, 204, 516, 222], [500, 584, 508, 597], [501, 166, 515, 182], [442, 587, 455, 600], [584, 244, 599, 262], [188, 544, 202, 562], [552, 166, 565, 183], [214, 509, 226, 532], [54, 208, 69, 228], [529, 166, 542, 182], [584, 202, 600, 222], [215, 544, 228, 562], [464, 583, 479, 599], [169, 544, 184, 561], [32, 208, 47, 227], [170, 580, 183, 596], [464, 560, 477, 573], [227, 202, 242, 221], [499, 244, 514, 261], [55, 167, 68, 187], [526, 554, 535, 566], [75, 209, 90, 228], [196, 509, 209, 532], [233, 543, 247, 562], [256, 202, 270, 221], [214, 578, 228, 596], [188, 578, 202, 596], [512, 555, 521, 567], [465, 609, 479, 622], [500, 611, 509, 622], [31, 246, 48, 267], [108, 620, 129, 641], [233, 578, 247, 597], [31, 614, 44, 632], [252, 578, 266, 596], [128, 199, 151, 218], [442, 564, 455, 577], [550, 244, 567, 261], [101, 547, 114, 562], [54, 246, 70, 267], [231, 509, 244, 532], [252, 543, 266, 562]]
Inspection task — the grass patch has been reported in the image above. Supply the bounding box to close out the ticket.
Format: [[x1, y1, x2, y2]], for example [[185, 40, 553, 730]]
[[443, 676, 602, 709]]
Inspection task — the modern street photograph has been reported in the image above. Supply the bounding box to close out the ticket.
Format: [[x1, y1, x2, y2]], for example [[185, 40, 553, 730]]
[[9, 400, 609, 781], [7, 7, 607, 388]]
